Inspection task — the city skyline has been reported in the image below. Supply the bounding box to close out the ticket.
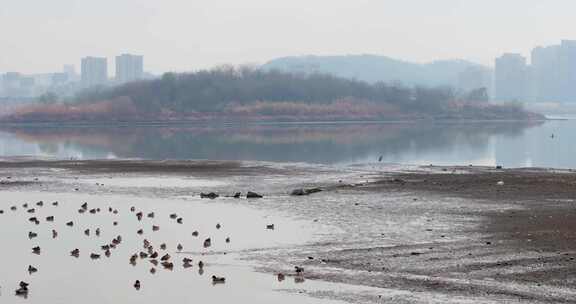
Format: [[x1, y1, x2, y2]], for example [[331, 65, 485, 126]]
[[4, 38, 576, 102]]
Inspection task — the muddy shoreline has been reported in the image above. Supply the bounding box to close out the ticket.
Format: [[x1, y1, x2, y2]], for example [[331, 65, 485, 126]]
[[299, 166, 576, 303], [2, 160, 576, 303]]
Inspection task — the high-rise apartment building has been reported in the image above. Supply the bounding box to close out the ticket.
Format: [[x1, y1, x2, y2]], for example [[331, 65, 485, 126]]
[[81, 57, 108, 88], [530, 45, 559, 102], [115, 54, 143, 83], [557, 40, 576, 102], [494, 53, 528, 102]]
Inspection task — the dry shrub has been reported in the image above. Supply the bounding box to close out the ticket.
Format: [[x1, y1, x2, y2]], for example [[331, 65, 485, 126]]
[[225, 98, 403, 117], [3, 97, 140, 122]]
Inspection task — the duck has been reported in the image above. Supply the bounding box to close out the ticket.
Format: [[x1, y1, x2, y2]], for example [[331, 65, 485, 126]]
[[198, 261, 204, 268], [152, 225, 160, 231], [136, 212, 143, 221], [183, 257, 193, 264], [28, 265, 38, 274], [46, 216, 54, 222], [192, 231, 199, 237], [27, 208, 35, 213], [203, 238, 212, 248], [84, 229, 90, 236], [10, 206, 17, 211], [225, 237, 230, 243], [32, 246, 41, 254], [78, 209, 86, 214], [150, 268, 156, 274], [169, 213, 178, 219], [150, 259, 159, 266], [81, 202, 88, 210], [294, 266, 304, 274], [15, 281, 29, 297], [137, 229, 144, 235], [90, 253, 101, 259], [52, 201, 58, 206], [212, 275, 226, 283], [95, 228, 101, 236], [277, 273, 285, 281], [160, 243, 167, 250], [134, 280, 141, 290], [147, 212, 155, 218], [112, 236, 121, 245], [70, 248, 80, 257], [161, 253, 171, 261], [36, 201, 43, 207], [177, 244, 183, 251], [66, 221, 74, 227], [177, 217, 183, 224], [52, 230, 58, 238], [162, 262, 174, 270], [143, 239, 151, 248], [216, 223, 221, 229], [113, 221, 118, 226], [266, 224, 275, 230], [139, 252, 149, 259], [130, 206, 136, 212], [28, 232, 38, 239], [105, 250, 111, 257], [150, 252, 159, 259]]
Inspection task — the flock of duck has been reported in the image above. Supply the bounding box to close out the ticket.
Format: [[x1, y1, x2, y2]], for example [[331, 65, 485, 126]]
[[2, 190, 306, 299]]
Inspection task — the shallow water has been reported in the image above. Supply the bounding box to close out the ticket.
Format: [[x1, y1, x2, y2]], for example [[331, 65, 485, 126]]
[[1, 119, 575, 168], [0, 190, 372, 304], [0, 160, 502, 304]]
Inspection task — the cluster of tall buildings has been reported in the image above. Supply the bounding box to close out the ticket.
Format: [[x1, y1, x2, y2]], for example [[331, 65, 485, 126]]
[[0, 53, 146, 99], [80, 54, 144, 87], [494, 40, 576, 103]]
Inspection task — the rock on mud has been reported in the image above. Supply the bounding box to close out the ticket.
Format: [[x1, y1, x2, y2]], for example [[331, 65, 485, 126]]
[[290, 188, 323, 196]]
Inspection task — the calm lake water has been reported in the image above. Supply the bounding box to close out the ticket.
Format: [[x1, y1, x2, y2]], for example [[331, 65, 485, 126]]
[[0, 120, 573, 168]]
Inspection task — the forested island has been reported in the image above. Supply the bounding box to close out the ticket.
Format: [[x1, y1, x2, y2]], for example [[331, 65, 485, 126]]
[[2, 67, 543, 123]]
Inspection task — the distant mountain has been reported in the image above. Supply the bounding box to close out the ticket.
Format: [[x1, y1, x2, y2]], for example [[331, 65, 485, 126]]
[[262, 55, 488, 87]]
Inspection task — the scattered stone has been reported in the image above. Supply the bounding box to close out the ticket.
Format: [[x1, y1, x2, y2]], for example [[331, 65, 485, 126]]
[[200, 192, 219, 199], [246, 191, 263, 198], [291, 188, 322, 196]]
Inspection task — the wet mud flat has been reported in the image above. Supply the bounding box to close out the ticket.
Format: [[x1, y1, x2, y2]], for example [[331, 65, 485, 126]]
[[1, 160, 576, 303], [291, 166, 576, 303]]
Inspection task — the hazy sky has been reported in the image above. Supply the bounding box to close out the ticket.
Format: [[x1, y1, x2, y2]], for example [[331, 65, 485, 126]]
[[2, 0, 576, 74]]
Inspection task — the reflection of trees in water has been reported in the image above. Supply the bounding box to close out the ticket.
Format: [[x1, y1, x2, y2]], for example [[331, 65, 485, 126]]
[[1, 123, 538, 164]]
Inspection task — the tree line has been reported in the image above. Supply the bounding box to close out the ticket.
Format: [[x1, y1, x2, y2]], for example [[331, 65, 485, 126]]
[[73, 66, 461, 114]]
